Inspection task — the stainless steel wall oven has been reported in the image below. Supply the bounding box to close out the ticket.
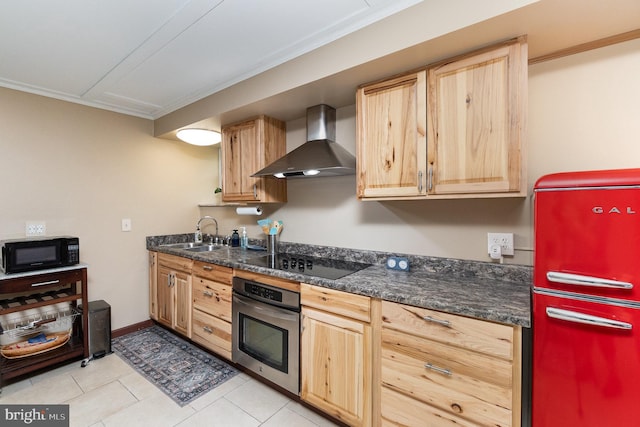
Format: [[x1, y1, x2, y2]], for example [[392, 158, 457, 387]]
[[231, 276, 300, 395]]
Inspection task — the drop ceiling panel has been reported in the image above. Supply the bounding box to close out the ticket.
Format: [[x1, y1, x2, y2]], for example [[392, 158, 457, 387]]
[[101, 0, 387, 115], [0, 0, 191, 97], [0, 0, 421, 118]]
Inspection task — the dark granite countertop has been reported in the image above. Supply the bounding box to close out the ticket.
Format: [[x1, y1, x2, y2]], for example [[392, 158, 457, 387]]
[[147, 234, 531, 327]]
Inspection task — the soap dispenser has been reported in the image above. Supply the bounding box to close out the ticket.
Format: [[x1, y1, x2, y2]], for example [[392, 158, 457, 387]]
[[194, 226, 203, 244], [231, 229, 240, 247], [240, 227, 248, 249]]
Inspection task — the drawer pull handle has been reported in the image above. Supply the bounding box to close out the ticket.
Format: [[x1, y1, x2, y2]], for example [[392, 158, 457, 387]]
[[202, 266, 213, 271], [31, 280, 60, 287], [203, 291, 214, 297], [203, 326, 213, 334], [422, 316, 450, 327], [424, 363, 452, 376]]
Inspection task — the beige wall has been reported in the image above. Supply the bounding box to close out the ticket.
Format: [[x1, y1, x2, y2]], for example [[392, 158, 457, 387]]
[[0, 88, 219, 329], [3, 37, 639, 330]]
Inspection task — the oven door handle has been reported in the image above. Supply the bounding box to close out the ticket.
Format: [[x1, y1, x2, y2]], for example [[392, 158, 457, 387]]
[[233, 293, 300, 322]]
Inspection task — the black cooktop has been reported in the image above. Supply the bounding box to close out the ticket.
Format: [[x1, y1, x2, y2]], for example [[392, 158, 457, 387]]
[[243, 253, 371, 280]]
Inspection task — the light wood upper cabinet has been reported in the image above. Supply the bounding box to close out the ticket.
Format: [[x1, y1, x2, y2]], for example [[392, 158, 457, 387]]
[[221, 115, 287, 203], [427, 37, 527, 197], [356, 37, 527, 200], [356, 71, 427, 199]]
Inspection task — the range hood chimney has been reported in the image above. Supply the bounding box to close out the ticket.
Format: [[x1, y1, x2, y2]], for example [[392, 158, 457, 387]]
[[252, 104, 356, 178]]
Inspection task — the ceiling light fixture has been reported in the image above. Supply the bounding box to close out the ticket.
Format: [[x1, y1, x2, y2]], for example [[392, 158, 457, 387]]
[[176, 128, 221, 146]]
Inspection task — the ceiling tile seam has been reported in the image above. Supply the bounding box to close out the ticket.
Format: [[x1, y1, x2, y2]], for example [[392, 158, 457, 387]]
[[150, 0, 424, 118], [79, 0, 225, 99]]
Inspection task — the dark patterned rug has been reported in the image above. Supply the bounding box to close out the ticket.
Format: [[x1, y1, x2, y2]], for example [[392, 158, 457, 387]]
[[112, 325, 238, 406]]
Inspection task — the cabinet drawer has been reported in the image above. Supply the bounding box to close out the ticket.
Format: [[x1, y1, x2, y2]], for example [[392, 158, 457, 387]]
[[382, 328, 513, 423], [193, 261, 232, 284], [192, 309, 232, 360], [382, 300, 514, 360], [381, 386, 480, 427], [301, 283, 371, 323], [192, 277, 232, 322], [157, 253, 193, 272], [0, 269, 84, 295]]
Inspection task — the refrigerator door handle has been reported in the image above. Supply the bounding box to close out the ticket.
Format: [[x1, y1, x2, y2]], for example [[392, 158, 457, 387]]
[[547, 271, 634, 290], [546, 307, 632, 330]]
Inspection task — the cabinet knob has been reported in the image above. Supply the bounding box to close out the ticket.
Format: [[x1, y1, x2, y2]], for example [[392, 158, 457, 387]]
[[451, 403, 463, 414], [202, 266, 213, 271], [203, 326, 213, 334], [203, 290, 214, 297]]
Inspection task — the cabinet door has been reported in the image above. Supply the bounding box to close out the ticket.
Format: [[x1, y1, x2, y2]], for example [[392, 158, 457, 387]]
[[222, 121, 260, 202], [149, 252, 158, 320], [356, 71, 427, 199], [173, 270, 192, 338], [301, 307, 370, 427], [156, 265, 174, 328], [427, 38, 527, 196]]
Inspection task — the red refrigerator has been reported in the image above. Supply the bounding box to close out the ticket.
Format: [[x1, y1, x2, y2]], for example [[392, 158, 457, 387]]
[[533, 168, 640, 427]]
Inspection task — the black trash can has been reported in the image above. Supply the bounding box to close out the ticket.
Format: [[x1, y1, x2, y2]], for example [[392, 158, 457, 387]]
[[81, 300, 111, 367]]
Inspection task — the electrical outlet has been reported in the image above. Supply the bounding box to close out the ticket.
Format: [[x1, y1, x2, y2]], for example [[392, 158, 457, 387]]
[[487, 232, 514, 256], [26, 221, 46, 236]]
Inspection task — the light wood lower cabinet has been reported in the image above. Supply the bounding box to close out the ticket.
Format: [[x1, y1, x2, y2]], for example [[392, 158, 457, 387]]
[[301, 284, 373, 427], [156, 253, 193, 338], [190, 261, 233, 360], [148, 253, 525, 427], [380, 301, 522, 427], [149, 251, 158, 320]]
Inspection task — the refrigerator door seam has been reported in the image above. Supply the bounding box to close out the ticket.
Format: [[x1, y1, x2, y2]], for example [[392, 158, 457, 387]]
[[533, 287, 640, 309]]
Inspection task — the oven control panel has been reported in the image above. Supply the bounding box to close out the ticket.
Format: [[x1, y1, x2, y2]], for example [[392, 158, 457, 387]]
[[245, 282, 283, 303], [232, 277, 300, 310]]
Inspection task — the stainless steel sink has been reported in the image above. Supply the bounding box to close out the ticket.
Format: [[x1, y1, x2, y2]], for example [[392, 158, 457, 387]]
[[159, 242, 201, 249], [184, 244, 221, 252]]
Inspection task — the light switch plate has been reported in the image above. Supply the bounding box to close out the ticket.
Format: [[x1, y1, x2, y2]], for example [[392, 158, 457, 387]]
[[121, 218, 132, 232], [386, 257, 410, 271]]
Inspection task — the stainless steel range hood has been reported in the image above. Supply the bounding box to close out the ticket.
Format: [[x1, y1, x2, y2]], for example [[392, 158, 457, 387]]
[[252, 104, 356, 178]]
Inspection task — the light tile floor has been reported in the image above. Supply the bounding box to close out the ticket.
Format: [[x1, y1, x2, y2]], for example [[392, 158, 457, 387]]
[[0, 354, 340, 427]]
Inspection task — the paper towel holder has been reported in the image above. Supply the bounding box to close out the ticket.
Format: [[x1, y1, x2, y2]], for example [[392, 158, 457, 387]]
[[236, 206, 263, 216]]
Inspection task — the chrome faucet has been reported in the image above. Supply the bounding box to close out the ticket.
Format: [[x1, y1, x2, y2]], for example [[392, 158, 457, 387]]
[[195, 216, 219, 244]]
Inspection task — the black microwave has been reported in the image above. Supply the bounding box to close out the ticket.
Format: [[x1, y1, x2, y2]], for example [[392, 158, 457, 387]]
[[1, 236, 79, 274]]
